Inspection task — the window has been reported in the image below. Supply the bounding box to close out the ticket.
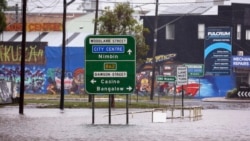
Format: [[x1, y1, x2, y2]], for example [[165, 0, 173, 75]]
[[237, 24, 241, 40], [246, 30, 250, 40], [165, 24, 175, 40], [198, 24, 205, 39]]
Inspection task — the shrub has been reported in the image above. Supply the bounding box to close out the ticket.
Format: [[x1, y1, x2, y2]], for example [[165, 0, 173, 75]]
[[226, 88, 238, 98]]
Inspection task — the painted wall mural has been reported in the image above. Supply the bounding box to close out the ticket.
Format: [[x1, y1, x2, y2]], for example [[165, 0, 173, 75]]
[[0, 65, 46, 94], [0, 42, 47, 65], [0, 39, 236, 97], [0, 81, 17, 104], [136, 71, 236, 98], [45, 47, 84, 95], [0, 42, 84, 95]]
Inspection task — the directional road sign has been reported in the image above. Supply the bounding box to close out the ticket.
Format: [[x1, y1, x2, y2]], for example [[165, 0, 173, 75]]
[[85, 35, 136, 94], [184, 64, 204, 77], [156, 75, 176, 82], [176, 66, 188, 85]]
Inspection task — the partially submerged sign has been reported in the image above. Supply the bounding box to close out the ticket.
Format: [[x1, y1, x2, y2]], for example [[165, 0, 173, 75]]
[[85, 35, 136, 94], [184, 64, 204, 77], [156, 75, 176, 82], [176, 66, 188, 85]]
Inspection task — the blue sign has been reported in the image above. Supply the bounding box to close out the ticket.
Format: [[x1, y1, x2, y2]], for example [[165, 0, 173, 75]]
[[92, 45, 125, 53], [204, 27, 232, 75], [232, 56, 250, 67]]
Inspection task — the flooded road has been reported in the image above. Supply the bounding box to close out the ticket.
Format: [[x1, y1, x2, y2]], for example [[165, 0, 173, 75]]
[[1, 106, 250, 141]]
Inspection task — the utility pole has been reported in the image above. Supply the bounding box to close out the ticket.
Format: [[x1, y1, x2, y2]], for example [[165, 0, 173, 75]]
[[19, 0, 27, 114], [149, 5, 203, 101], [91, 0, 99, 124], [15, 4, 19, 23], [94, 0, 99, 35], [60, 0, 66, 111], [150, 0, 159, 100], [60, 0, 75, 110], [89, 0, 99, 103]]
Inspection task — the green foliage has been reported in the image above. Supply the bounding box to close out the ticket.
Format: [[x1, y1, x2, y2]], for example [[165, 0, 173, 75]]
[[21, 99, 166, 109], [0, 0, 7, 33], [95, 2, 149, 66], [0, 0, 6, 11], [1, 94, 169, 109], [36, 101, 165, 109], [226, 88, 238, 98]]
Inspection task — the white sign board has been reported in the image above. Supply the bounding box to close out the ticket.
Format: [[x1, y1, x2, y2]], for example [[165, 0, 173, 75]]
[[176, 66, 188, 85], [152, 111, 167, 123]]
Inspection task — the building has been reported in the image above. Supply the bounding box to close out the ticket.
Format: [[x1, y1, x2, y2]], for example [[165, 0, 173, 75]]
[[141, 2, 250, 98], [1, 0, 250, 99]]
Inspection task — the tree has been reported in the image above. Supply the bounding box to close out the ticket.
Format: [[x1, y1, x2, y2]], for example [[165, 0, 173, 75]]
[[0, 0, 7, 33], [96, 2, 149, 66]]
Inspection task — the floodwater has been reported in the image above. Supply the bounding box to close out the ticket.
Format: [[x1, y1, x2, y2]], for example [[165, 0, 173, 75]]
[[1, 105, 250, 141]]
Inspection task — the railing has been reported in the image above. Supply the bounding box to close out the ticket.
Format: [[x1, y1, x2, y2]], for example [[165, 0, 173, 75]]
[[152, 105, 203, 122]]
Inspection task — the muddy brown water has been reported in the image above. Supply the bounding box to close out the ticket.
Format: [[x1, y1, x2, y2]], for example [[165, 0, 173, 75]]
[[1, 106, 250, 141]]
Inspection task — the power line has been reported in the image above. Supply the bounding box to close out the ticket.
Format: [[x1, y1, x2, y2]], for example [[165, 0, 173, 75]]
[[96, 0, 230, 5]]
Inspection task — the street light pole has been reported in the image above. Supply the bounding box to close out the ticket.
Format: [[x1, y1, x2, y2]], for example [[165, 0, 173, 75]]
[[150, 0, 159, 100]]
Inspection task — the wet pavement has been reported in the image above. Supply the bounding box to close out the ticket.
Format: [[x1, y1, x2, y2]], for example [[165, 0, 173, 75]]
[[1, 98, 250, 141]]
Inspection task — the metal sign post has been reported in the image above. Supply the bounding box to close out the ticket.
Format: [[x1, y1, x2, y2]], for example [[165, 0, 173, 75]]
[[156, 75, 176, 106], [176, 66, 188, 117], [85, 35, 136, 124]]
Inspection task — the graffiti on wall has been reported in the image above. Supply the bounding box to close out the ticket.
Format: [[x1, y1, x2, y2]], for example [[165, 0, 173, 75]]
[[46, 68, 84, 95], [0, 81, 17, 104], [0, 46, 85, 94], [0, 42, 47, 65], [0, 65, 46, 94], [0, 66, 85, 94], [145, 53, 177, 64], [136, 72, 152, 96]]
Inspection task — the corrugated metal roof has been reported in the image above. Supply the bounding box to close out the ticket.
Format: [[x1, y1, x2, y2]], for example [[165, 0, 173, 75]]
[[158, 3, 213, 15], [2, 11, 95, 47], [1, 32, 17, 41], [66, 13, 95, 33], [1, 31, 91, 47], [7, 0, 87, 14]]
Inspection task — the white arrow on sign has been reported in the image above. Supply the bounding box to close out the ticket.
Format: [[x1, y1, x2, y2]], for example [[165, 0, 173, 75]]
[[241, 92, 244, 97], [244, 92, 247, 97], [126, 86, 133, 91], [90, 79, 96, 84], [237, 91, 241, 97], [127, 49, 132, 55]]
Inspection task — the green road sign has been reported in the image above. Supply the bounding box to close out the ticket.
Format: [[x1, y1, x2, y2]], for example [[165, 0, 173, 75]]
[[156, 75, 176, 82], [85, 35, 136, 94], [184, 64, 204, 77]]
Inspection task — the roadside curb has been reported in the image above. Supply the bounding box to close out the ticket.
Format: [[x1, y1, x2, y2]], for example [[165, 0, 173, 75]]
[[202, 97, 250, 103]]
